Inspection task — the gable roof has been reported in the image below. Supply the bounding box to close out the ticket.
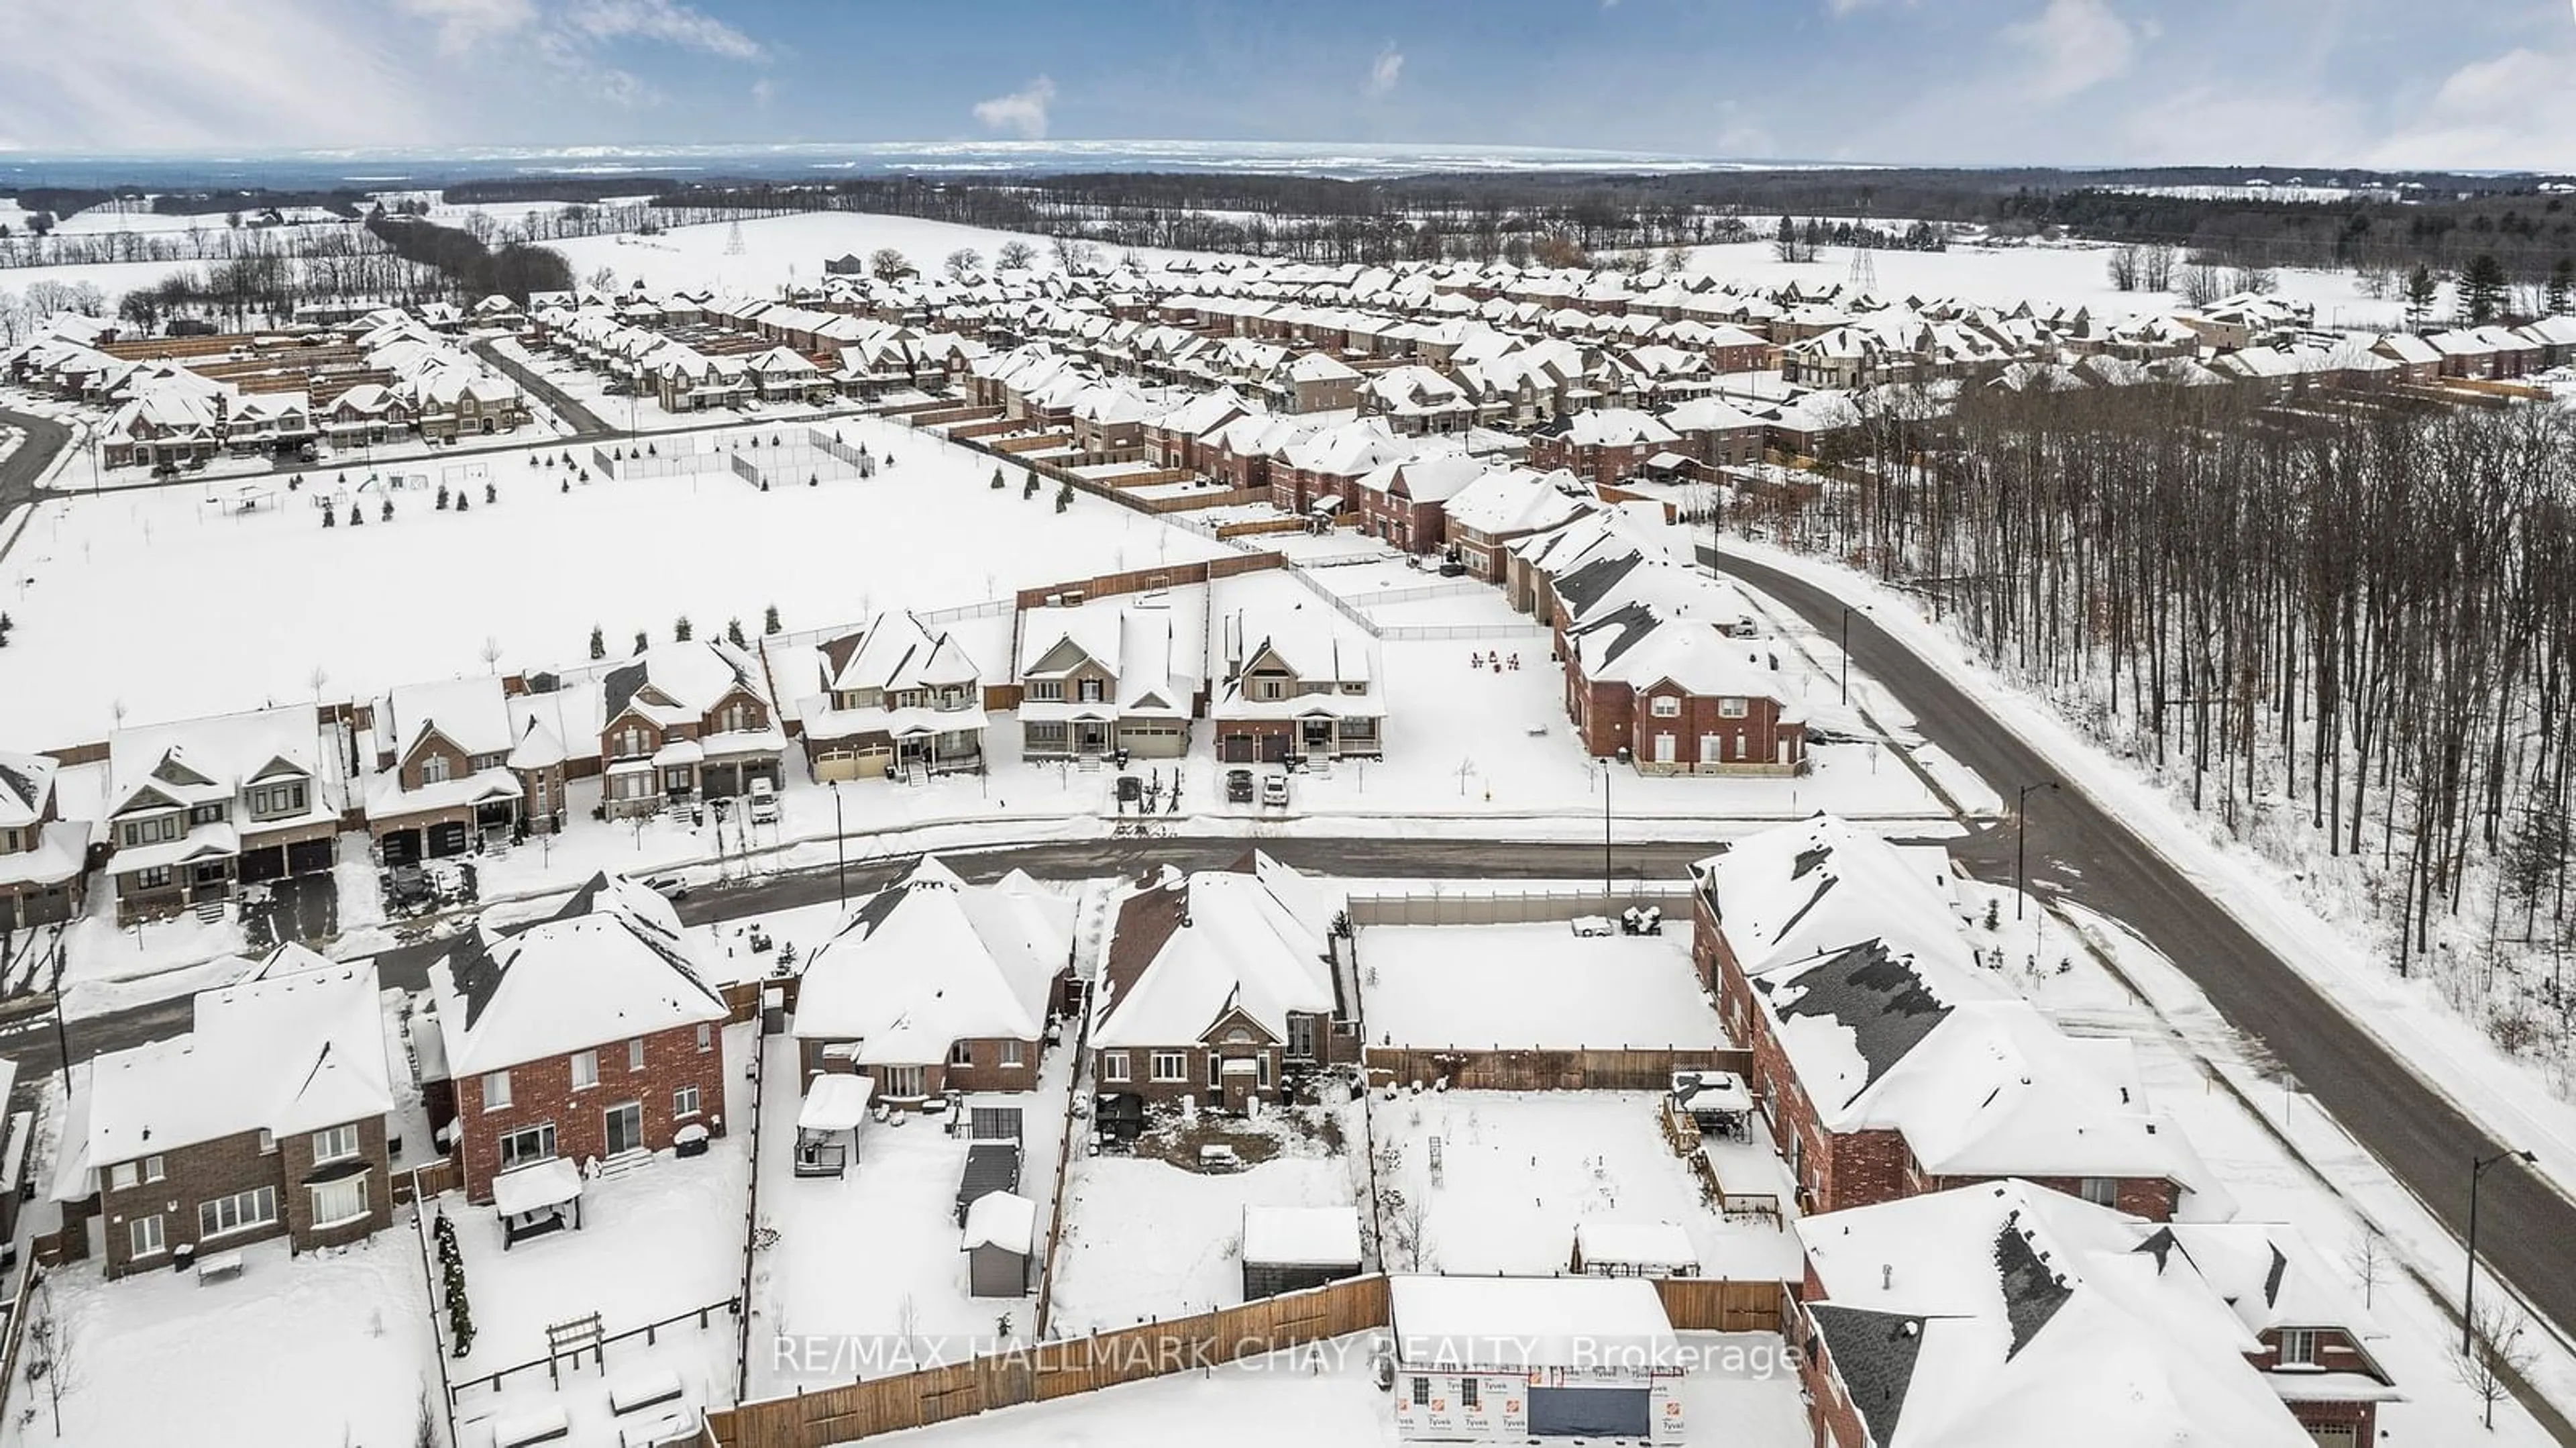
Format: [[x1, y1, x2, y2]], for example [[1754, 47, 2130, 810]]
[[1094, 853, 1341, 1048], [793, 857, 1073, 1062], [0, 752, 58, 831], [427, 873, 726, 1076]]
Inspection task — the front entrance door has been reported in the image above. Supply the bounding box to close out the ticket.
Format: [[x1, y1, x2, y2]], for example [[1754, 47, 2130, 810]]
[[604, 1101, 643, 1156]]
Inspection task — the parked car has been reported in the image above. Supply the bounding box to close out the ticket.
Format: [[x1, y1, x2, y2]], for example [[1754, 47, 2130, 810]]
[[747, 776, 779, 825], [1226, 768, 1255, 804], [640, 873, 690, 901], [1438, 558, 1470, 578], [1570, 915, 1616, 937], [1261, 774, 1290, 809]]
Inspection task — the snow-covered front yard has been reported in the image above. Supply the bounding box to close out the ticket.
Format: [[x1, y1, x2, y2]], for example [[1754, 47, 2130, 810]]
[[0, 1233, 437, 1448], [1355, 923, 1723, 1050], [1371, 1090, 1805, 1283]]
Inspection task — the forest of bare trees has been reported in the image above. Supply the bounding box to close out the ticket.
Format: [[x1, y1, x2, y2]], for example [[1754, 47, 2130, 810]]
[[1778, 382, 2576, 1045]]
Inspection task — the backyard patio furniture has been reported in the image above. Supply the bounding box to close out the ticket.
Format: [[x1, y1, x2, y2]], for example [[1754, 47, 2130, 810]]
[[493, 1157, 585, 1248]]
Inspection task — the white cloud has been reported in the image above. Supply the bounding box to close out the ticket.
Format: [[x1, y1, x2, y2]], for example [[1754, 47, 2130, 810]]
[[2363, 46, 2576, 170], [750, 76, 778, 108], [2004, 0, 2137, 101], [397, 0, 536, 54], [1366, 44, 1405, 99], [562, 0, 762, 60], [973, 76, 1058, 140]]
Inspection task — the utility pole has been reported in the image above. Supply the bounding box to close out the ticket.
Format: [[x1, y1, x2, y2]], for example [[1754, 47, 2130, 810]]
[[831, 780, 848, 909], [2465, 1148, 2535, 1354], [2015, 780, 2058, 921]]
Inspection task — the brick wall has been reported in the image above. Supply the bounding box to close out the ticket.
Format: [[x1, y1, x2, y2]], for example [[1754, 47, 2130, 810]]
[[451, 1021, 727, 1203], [95, 1118, 391, 1280]]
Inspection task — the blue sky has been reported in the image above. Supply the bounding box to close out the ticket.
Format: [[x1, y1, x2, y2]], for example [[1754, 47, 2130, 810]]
[[0, 0, 2571, 169]]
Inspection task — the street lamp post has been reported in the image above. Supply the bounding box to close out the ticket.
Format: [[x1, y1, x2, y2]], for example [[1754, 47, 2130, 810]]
[[2465, 1147, 2537, 1354], [1839, 607, 1851, 706], [2015, 780, 2058, 921], [830, 780, 847, 909]]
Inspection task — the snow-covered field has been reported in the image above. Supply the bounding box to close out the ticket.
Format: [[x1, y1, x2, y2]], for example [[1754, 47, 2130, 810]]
[[0, 1233, 437, 1448], [1356, 924, 1722, 1049], [0, 411, 1226, 747], [546, 211, 1201, 299], [1373, 1090, 1805, 1282]]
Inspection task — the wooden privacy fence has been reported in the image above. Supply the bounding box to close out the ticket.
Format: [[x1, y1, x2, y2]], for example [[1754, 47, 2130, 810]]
[[1346, 883, 1695, 927], [710, 1274, 1391, 1448], [1364, 1047, 1754, 1092], [1651, 1277, 1787, 1334]]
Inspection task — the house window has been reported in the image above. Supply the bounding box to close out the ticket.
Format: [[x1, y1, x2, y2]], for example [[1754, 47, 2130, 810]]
[[1077, 678, 1105, 703], [2078, 1177, 2118, 1207], [191, 803, 229, 825], [310, 1175, 369, 1229], [500, 1123, 557, 1170], [1001, 1040, 1024, 1068], [129, 1214, 166, 1260], [422, 755, 452, 785], [880, 1066, 926, 1098], [572, 1049, 599, 1090], [1719, 696, 1749, 718], [2277, 1329, 2318, 1366], [1029, 680, 1065, 703], [197, 1185, 278, 1239], [614, 725, 647, 758], [137, 866, 172, 890], [258, 1129, 276, 1155], [1150, 1051, 1189, 1083], [1410, 1378, 1431, 1407], [110, 1161, 138, 1192], [1255, 676, 1287, 701], [1700, 733, 1723, 762], [949, 1040, 975, 1068], [628, 1037, 647, 1072], [1287, 1015, 1317, 1060], [696, 1023, 714, 1053], [483, 1070, 513, 1110], [143, 1155, 165, 1184], [122, 814, 180, 847], [1650, 695, 1681, 718], [674, 1084, 702, 1119], [1258, 1053, 1273, 1089], [311, 1124, 360, 1165], [1102, 1051, 1130, 1083]]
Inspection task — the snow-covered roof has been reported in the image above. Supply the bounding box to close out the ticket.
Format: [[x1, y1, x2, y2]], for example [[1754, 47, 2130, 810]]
[[491, 1156, 584, 1217], [961, 1191, 1036, 1255], [1095, 853, 1342, 1049], [792, 857, 1072, 1063], [1242, 1204, 1362, 1267], [106, 705, 331, 819], [1389, 1275, 1678, 1372], [75, 950, 390, 1180], [0, 752, 59, 831], [380, 675, 515, 763], [427, 873, 727, 1077], [1796, 1180, 2320, 1448], [796, 1072, 875, 1133], [1573, 1219, 1698, 1270], [1442, 466, 1595, 539]]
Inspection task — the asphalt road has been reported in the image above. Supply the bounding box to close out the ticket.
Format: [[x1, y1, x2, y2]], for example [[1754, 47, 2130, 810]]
[[0, 403, 74, 520], [469, 338, 612, 435], [1705, 545, 2576, 1349]]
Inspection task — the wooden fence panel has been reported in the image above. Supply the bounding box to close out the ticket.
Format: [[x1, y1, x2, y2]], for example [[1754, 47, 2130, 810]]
[[1652, 1276, 1787, 1334], [1364, 1047, 1755, 1092]]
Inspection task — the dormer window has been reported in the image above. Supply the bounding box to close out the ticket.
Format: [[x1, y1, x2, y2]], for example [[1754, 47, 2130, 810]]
[[421, 755, 452, 785]]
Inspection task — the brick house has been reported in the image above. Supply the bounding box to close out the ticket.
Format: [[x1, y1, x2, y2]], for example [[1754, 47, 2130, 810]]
[[597, 641, 786, 819], [1268, 417, 1413, 519], [1210, 600, 1385, 764], [103, 707, 342, 925], [53, 947, 394, 1280], [1527, 408, 1680, 486], [1692, 815, 2214, 1221], [365, 676, 569, 865], [1343, 451, 1481, 554], [1656, 396, 1770, 469], [1015, 604, 1195, 762], [0, 752, 88, 932], [1564, 611, 1807, 776], [1264, 352, 1362, 414], [1139, 387, 1252, 471], [1092, 853, 1354, 1118], [791, 856, 1075, 1101], [423, 874, 731, 1204], [786, 611, 989, 782], [1790, 1180, 2387, 1448], [1441, 466, 1595, 582]]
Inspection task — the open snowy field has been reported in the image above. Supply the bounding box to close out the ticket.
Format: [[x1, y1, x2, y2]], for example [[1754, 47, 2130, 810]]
[[1356, 923, 1722, 1049], [0, 1232, 437, 1448], [1373, 1090, 1805, 1282], [0, 410, 1227, 747], [1678, 237, 2412, 332], [547, 211, 1208, 297]]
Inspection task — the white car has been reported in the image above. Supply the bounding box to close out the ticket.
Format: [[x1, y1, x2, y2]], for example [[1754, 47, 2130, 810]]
[[1570, 915, 1616, 937], [1261, 774, 1290, 808], [747, 776, 779, 825]]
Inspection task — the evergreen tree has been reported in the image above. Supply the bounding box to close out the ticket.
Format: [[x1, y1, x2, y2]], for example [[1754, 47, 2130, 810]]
[[2403, 264, 2439, 330], [726, 617, 748, 648], [381, 499, 393, 522], [763, 603, 782, 635], [990, 466, 1006, 490], [486, 482, 498, 505], [674, 615, 694, 642], [633, 630, 649, 655], [2546, 258, 2573, 317], [589, 625, 606, 660], [2459, 253, 2508, 326], [321, 501, 335, 527], [1022, 473, 1039, 500], [1055, 478, 1074, 513], [435, 484, 449, 510]]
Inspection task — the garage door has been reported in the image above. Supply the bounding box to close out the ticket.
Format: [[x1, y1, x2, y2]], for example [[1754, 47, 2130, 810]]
[[1219, 734, 1256, 764], [287, 837, 337, 875], [427, 821, 470, 859], [380, 829, 423, 868], [237, 845, 288, 884], [2306, 1428, 2359, 1448], [1527, 1386, 1648, 1438]]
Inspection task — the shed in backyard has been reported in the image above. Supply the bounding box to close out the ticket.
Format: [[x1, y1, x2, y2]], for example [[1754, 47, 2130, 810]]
[[1240, 1204, 1364, 1300], [962, 1190, 1036, 1298], [1568, 1220, 1699, 1278]]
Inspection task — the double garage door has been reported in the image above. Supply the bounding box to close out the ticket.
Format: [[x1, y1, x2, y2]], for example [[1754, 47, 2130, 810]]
[[811, 746, 892, 783], [239, 837, 337, 882]]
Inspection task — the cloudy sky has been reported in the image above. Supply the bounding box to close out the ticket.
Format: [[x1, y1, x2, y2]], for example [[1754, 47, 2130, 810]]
[[0, 0, 2571, 170]]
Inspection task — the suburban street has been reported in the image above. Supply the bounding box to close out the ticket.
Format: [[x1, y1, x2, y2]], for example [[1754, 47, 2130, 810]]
[[0, 403, 74, 518], [468, 337, 612, 434], [1706, 545, 2576, 1359]]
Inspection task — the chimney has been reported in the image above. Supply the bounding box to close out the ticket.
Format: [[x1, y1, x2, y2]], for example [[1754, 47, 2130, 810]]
[[1881, 1263, 1893, 1291]]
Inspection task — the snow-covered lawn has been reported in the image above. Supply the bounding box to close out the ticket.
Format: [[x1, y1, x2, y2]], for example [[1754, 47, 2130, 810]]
[[1373, 1090, 1804, 1282], [0, 1232, 437, 1448], [1356, 924, 1723, 1049], [1049, 1100, 1366, 1333], [547, 212, 1211, 300], [743, 1041, 1073, 1400], [441, 1022, 755, 1442], [0, 411, 1227, 747]]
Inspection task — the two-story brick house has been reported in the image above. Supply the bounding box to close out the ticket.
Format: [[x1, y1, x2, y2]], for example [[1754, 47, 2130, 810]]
[[1209, 598, 1385, 764], [790, 611, 989, 782], [364, 676, 567, 864], [791, 856, 1075, 1101], [53, 947, 394, 1280], [103, 707, 342, 924], [597, 641, 786, 819], [1264, 352, 1362, 414], [0, 752, 88, 931], [1092, 853, 1354, 1117], [1016, 603, 1195, 762], [1790, 1181, 2361, 1448], [423, 874, 731, 1203], [1440, 466, 1595, 581], [1692, 815, 2215, 1221], [1527, 407, 1680, 486], [1564, 609, 1807, 776]]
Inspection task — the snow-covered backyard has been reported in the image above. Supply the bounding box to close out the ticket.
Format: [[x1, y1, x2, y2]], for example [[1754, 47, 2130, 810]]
[[1356, 924, 1723, 1049], [1372, 1090, 1805, 1282]]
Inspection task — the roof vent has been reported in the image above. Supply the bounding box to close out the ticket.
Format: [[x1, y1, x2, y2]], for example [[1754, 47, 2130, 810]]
[[1881, 1263, 1893, 1290]]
